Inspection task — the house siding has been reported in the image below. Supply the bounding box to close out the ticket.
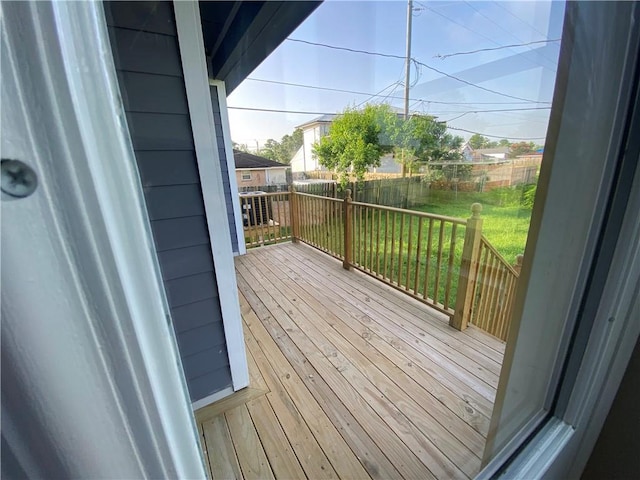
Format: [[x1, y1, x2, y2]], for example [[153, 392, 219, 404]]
[[104, 1, 232, 402], [209, 85, 240, 253]]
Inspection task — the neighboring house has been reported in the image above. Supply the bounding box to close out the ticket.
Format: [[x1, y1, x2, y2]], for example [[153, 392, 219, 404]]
[[290, 114, 335, 173], [461, 144, 511, 162], [290, 113, 401, 174], [234, 150, 289, 187]]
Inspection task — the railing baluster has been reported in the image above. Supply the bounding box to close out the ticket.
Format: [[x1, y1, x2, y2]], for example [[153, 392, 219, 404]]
[[369, 207, 374, 271], [444, 223, 458, 310], [405, 214, 414, 290], [397, 213, 405, 287], [363, 205, 368, 270], [434, 220, 445, 305], [390, 212, 396, 282], [375, 209, 381, 276], [423, 218, 433, 301], [383, 210, 389, 279], [413, 218, 423, 294]]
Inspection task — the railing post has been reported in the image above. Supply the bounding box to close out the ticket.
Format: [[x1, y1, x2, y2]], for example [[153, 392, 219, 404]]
[[342, 189, 353, 270], [451, 203, 483, 331], [513, 254, 524, 275], [289, 185, 299, 243]]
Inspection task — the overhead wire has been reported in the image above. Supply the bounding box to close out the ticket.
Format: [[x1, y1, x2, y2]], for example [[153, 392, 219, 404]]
[[284, 37, 546, 103], [227, 105, 550, 116], [435, 39, 561, 60], [462, 1, 559, 68], [246, 77, 549, 105]]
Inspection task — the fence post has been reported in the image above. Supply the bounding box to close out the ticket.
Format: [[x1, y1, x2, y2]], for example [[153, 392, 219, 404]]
[[342, 189, 353, 270], [289, 185, 299, 243], [451, 203, 483, 331]]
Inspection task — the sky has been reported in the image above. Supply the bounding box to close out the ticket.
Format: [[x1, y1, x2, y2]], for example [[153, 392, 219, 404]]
[[227, 0, 565, 149]]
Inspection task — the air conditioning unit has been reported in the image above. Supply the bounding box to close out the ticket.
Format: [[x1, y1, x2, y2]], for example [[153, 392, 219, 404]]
[[239, 191, 272, 227]]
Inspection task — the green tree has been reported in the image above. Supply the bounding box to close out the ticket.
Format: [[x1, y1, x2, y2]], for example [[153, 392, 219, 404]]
[[313, 104, 394, 186], [498, 138, 511, 147], [469, 133, 490, 149], [509, 141, 540, 157], [232, 141, 250, 153], [260, 128, 303, 164]]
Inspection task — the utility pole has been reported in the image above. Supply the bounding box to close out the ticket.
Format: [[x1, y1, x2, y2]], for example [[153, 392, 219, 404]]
[[402, 0, 413, 177]]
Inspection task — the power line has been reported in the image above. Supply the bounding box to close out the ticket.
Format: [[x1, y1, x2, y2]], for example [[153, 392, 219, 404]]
[[463, 1, 559, 69], [416, 1, 555, 71], [436, 39, 561, 60], [228, 105, 550, 116], [246, 77, 550, 105], [446, 125, 546, 140], [286, 38, 404, 60], [284, 38, 546, 103], [411, 58, 542, 103]]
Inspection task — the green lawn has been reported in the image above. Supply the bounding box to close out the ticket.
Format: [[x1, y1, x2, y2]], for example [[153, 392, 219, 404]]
[[416, 188, 533, 264]]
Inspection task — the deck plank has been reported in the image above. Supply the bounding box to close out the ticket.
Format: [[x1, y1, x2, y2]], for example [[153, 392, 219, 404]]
[[247, 250, 489, 449], [226, 404, 275, 480], [198, 242, 505, 480], [202, 415, 243, 480], [238, 256, 477, 478]]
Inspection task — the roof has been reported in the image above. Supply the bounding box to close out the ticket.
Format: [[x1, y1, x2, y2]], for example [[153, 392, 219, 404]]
[[199, 2, 321, 93], [296, 114, 337, 130], [474, 147, 510, 155], [234, 150, 288, 169]]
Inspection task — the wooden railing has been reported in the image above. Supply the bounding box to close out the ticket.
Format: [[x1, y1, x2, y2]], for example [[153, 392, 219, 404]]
[[293, 192, 345, 260], [239, 191, 291, 248], [348, 195, 467, 316], [239, 190, 521, 341], [468, 238, 520, 341]]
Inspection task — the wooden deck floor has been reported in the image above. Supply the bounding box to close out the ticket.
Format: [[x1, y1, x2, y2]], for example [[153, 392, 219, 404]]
[[196, 242, 505, 480]]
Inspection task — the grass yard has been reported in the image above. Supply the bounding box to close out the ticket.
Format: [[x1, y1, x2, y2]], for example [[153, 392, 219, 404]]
[[417, 188, 533, 264]]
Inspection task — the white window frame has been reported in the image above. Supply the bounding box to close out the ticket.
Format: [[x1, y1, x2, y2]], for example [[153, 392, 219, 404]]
[[479, 2, 640, 477], [241, 172, 252, 181], [174, 1, 249, 401]]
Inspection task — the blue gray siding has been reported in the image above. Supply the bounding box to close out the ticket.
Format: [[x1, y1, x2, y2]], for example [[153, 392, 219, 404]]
[[210, 85, 240, 253], [104, 1, 233, 402]]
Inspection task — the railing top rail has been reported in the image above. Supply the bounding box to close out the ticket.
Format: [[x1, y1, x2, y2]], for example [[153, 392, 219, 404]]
[[480, 236, 519, 277], [238, 191, 290, 198], [350, 200, 467, 225], [293, 191, 343, 203]]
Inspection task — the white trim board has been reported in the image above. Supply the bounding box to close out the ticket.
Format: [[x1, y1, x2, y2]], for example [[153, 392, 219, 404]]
[[191, 386, 235, 411], [174, 2, 249, 399], [211, 79, 247, 255]]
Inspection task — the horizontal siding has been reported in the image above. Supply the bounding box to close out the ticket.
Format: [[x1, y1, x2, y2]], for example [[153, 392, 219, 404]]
[[182, 347, 230, 381], [171, 298, 221, 333], [152, 216, 210, 251], [103, 0, 177, 36], [108, 27, 183, 77], [137, 151, 200, 187], [105, 1, 232, 403], [165, 272, 218, 308], [126, 112, 194, 151], [144, 184, 205, 220], [117, 71, 190, 114], [189, 368, 233, 401], [177, 323, 227, 358], [157, 244, 214, 280]]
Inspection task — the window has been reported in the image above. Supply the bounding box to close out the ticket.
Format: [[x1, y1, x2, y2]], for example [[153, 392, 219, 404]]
[[241, 172, 251, 181]]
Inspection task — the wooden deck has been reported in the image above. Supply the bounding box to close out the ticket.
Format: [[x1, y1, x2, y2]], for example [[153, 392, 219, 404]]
[[196, 242, 505, 480]]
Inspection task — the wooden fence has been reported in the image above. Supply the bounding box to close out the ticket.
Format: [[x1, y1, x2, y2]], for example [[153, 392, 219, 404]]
[[239, 190, 520, 341]]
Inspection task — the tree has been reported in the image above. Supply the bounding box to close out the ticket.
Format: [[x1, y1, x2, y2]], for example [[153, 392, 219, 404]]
[[498, 138, 511, 147], [260, 128, 303, 164], [469, 133, 490, 149], [232, 141, 250, 153], [314, 104, 394, 186], [509, 141, 539, 157]]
